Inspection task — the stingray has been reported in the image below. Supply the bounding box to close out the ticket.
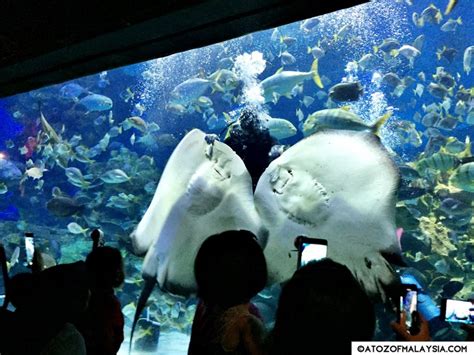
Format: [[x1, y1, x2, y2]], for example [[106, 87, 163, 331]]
[[129, 129, 265, 351], [129, 128, 402, 350], [254, 129, 402, 300], [130, 130, 227, 255]]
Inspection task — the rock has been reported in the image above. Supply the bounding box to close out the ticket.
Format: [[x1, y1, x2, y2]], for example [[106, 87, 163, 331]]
[[419, 216, 456, 256]]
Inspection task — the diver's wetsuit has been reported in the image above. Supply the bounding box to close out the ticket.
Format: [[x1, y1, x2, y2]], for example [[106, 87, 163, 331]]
[[224, 110, 275, 191]]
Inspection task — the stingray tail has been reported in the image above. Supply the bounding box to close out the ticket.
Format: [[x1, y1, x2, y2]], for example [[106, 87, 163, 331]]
[[310, 59, 324, 89], [129, 277, 157, 354]]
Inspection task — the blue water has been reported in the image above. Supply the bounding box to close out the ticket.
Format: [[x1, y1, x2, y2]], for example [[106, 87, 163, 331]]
[[0, 102, 23, 150], [0, 0, 473, 349], [0, 204, 20, 222]]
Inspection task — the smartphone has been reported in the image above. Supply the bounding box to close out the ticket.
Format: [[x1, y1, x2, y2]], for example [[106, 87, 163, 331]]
[[399, 284, 418, 330], [441, 299, 474, 325], [295, 236, 328, 269], [24, 232, 35, 266], [0, 244, 8, 307]]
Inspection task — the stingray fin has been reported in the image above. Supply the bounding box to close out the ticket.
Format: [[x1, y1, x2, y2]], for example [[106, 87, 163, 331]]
[[222, 112, 232, 124], [310, 59, 324, 89], [129, 277, 157, 355], [224, 124, 234, 140], [372, 111, 392, 136], [272, 92, 281, 104]]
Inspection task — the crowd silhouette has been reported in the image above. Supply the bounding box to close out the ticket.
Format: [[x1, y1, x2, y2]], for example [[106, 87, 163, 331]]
[[0, 231, 123, 355], [0, 228, 472, 355]]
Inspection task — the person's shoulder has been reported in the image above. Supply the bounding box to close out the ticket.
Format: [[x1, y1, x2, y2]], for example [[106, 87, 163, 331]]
[[61, 322, 83, 337], [243, 313, 264, 332], [40, 323, 86, 355], [232, 310, 265, 341], [103, 293, 124, 323]]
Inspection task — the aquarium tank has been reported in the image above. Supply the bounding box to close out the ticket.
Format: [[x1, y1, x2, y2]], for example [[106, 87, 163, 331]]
[[0, 0, 473, 353]]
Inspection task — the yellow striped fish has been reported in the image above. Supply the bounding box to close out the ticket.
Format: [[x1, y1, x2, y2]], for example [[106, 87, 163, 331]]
[[416, 151, 459, 172], [449, 162, 474, 192]]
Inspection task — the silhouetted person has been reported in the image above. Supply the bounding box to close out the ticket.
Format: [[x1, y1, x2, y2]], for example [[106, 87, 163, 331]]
[[6, 272, 34, 310], [267, 259, 376, 355], [0, 272, 34, 354], [3, 262, 88, 355], [77, 246, 125, 355], [38, 262, 89, 355], [188, 230, 267, 355]]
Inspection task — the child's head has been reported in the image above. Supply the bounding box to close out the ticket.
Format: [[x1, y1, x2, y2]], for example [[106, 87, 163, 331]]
[[194, 230, 267, 308], [86, 246, 124, 289]]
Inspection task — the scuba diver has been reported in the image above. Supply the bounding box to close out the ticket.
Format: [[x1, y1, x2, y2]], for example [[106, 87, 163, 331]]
[[223, 109, 276, 191]]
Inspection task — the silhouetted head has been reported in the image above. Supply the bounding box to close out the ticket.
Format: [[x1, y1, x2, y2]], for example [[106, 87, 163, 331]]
[[194, 230, 267, 308], [269, 259, 375, 355], [8, 272, 34, 310], [36, 261, 90, 323], [86, 246, 124, 289]]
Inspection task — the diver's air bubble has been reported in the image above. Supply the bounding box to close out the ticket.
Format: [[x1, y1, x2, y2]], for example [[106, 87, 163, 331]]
[[233, 51, 266, 108]]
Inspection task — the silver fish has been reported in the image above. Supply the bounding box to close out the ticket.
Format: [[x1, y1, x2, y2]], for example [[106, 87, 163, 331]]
[[101, 169, 130, 184], [79, 94, 113, 112], [67, 222, 88, 235]]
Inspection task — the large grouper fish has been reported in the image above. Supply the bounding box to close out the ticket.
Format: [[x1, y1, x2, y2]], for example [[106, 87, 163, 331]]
[[129, 128, 402, 348]]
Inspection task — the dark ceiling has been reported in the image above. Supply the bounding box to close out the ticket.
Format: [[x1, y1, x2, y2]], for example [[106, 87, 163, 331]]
[[0, 0, 367, 98]]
